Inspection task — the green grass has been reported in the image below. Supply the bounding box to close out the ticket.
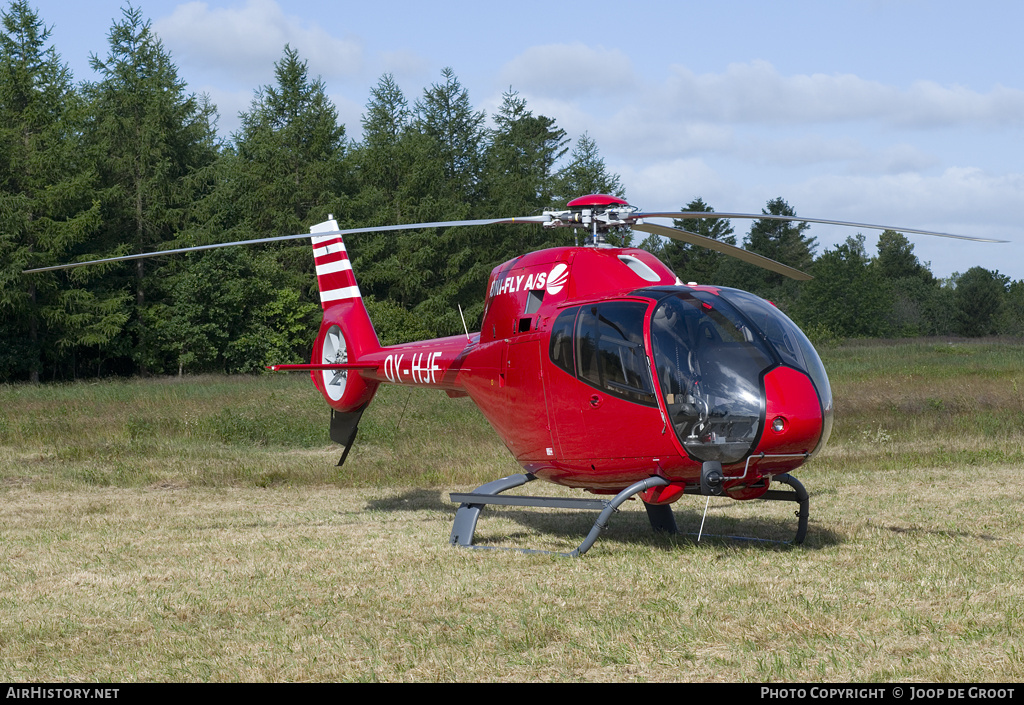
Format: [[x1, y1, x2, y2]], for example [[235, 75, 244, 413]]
[[1, 338, 1023, 682], [819, 338, 1024, 473], [0, 374, 518, 490]]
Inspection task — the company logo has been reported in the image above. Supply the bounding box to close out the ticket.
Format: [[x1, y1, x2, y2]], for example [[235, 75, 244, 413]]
[[546, 263, 569, 295], [488, 263, 570, 298]]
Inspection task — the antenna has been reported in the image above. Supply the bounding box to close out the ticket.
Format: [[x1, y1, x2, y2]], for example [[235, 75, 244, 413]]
[[457, 304, 471, 341]]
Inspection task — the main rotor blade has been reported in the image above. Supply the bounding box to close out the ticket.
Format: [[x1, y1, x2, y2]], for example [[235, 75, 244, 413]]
[[633, 211, 1007, 243], [631, 222, 813, 281], [22, 215, 551, 274]]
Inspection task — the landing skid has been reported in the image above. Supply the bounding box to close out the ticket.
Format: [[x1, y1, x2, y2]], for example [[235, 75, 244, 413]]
[[449, 473, 809, 556]]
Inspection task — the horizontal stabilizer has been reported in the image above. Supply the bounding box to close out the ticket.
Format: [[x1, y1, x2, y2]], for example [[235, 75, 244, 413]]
[[267, 362, 378, 372]]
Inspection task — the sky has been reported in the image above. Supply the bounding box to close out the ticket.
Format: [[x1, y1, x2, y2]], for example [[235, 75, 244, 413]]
[[27, 0, 1024, 281]]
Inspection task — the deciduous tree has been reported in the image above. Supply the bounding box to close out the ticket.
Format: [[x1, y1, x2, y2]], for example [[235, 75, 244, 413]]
[[794, 234, 889, 339], [951, 266, 1008, 337]]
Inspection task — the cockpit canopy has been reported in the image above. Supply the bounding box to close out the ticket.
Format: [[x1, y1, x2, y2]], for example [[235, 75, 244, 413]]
[[547, 286, 833, 465]]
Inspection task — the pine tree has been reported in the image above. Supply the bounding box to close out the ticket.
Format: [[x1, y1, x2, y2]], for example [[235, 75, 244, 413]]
[[951, 267, 1008, 337], [0, 1, 123, 381], [480, 89, 568, 264], [721, 197, 816, 311], [659, 197, 735, 284], [82, 4, 219, 374], [414, 67, 486, 210], [352, 73, 414, 225], [554, 132, 624, 202], [875, 230, 933, 283], [874, 230, 938, 336], [484, 89, 567, 214], [167, 44, 345, 373], [379, 68, 489, 336], [745, 197, 816, 271], [350, 74, 441, 327], [230, 44, 349, 238], [553, 132, 627, 245]]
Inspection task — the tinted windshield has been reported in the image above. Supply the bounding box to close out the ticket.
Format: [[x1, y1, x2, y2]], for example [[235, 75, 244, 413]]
[[650, 292, 773, 464], [717, 288, 834, 455]]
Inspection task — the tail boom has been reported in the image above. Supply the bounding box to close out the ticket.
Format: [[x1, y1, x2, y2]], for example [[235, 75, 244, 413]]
[[347, 335, 477, 392]]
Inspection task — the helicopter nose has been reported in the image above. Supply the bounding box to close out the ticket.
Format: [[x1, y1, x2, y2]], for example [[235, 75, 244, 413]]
[[760, 366, 824, 455]]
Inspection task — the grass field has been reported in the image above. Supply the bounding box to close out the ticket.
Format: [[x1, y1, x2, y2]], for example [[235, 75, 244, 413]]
[[2, 338, 1023, 682]]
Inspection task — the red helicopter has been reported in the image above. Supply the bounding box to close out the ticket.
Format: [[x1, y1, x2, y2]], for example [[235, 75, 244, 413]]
[[27, 194, 1001, 555]]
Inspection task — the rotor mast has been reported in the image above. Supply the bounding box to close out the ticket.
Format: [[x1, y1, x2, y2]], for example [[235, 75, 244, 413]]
[[542, 194, 637, 247]]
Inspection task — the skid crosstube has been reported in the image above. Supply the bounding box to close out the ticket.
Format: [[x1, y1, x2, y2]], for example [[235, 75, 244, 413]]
[[449, 474, 670, 557], [449, 472, 809, 556]]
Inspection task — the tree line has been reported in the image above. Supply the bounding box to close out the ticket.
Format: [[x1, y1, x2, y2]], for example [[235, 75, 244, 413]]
[[1, 2, 1020, 383]]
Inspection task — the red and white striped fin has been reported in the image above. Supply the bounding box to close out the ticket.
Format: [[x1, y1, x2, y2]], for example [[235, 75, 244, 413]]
[[310, 217, 361, 309]]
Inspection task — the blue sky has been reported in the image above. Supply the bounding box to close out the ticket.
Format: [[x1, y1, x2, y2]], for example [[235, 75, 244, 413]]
[[28, 0, 1024, 280]]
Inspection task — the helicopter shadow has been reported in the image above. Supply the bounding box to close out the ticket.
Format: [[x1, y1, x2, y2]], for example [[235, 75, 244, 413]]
[[364, 488, 842, 552]]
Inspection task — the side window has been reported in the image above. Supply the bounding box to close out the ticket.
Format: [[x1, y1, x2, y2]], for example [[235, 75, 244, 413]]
[[548, 307, 578, 375], [576, 307, 601, 387], [575, 301, 656, 406]]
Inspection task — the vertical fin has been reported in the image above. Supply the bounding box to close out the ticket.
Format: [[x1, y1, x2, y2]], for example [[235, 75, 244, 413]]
[[330, 405, 368, 467], [311, 217, 361, 309]]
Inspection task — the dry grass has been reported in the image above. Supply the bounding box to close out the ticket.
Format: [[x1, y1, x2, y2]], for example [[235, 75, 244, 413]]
[[1, 339, 1023, 682]]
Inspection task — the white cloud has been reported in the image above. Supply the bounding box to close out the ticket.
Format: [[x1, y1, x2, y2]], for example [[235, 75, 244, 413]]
[[153, 0, 362, 85], [900, 81, 1024, 128], [600, 110, 735, 161], [504, 57, 1020, 176], [848, 143, 939, 175], [732, 135, 937, 175], [662, 60, 1024, 128], [378, 50, 431, 82], [499, 43, 636, 96], [795, 168, 1024, 226], [616, 158, 735, 209], [741, 134, 864, 168]]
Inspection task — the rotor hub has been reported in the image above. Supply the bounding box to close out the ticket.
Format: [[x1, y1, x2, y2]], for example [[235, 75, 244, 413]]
[[542, 194, 638, 246]]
